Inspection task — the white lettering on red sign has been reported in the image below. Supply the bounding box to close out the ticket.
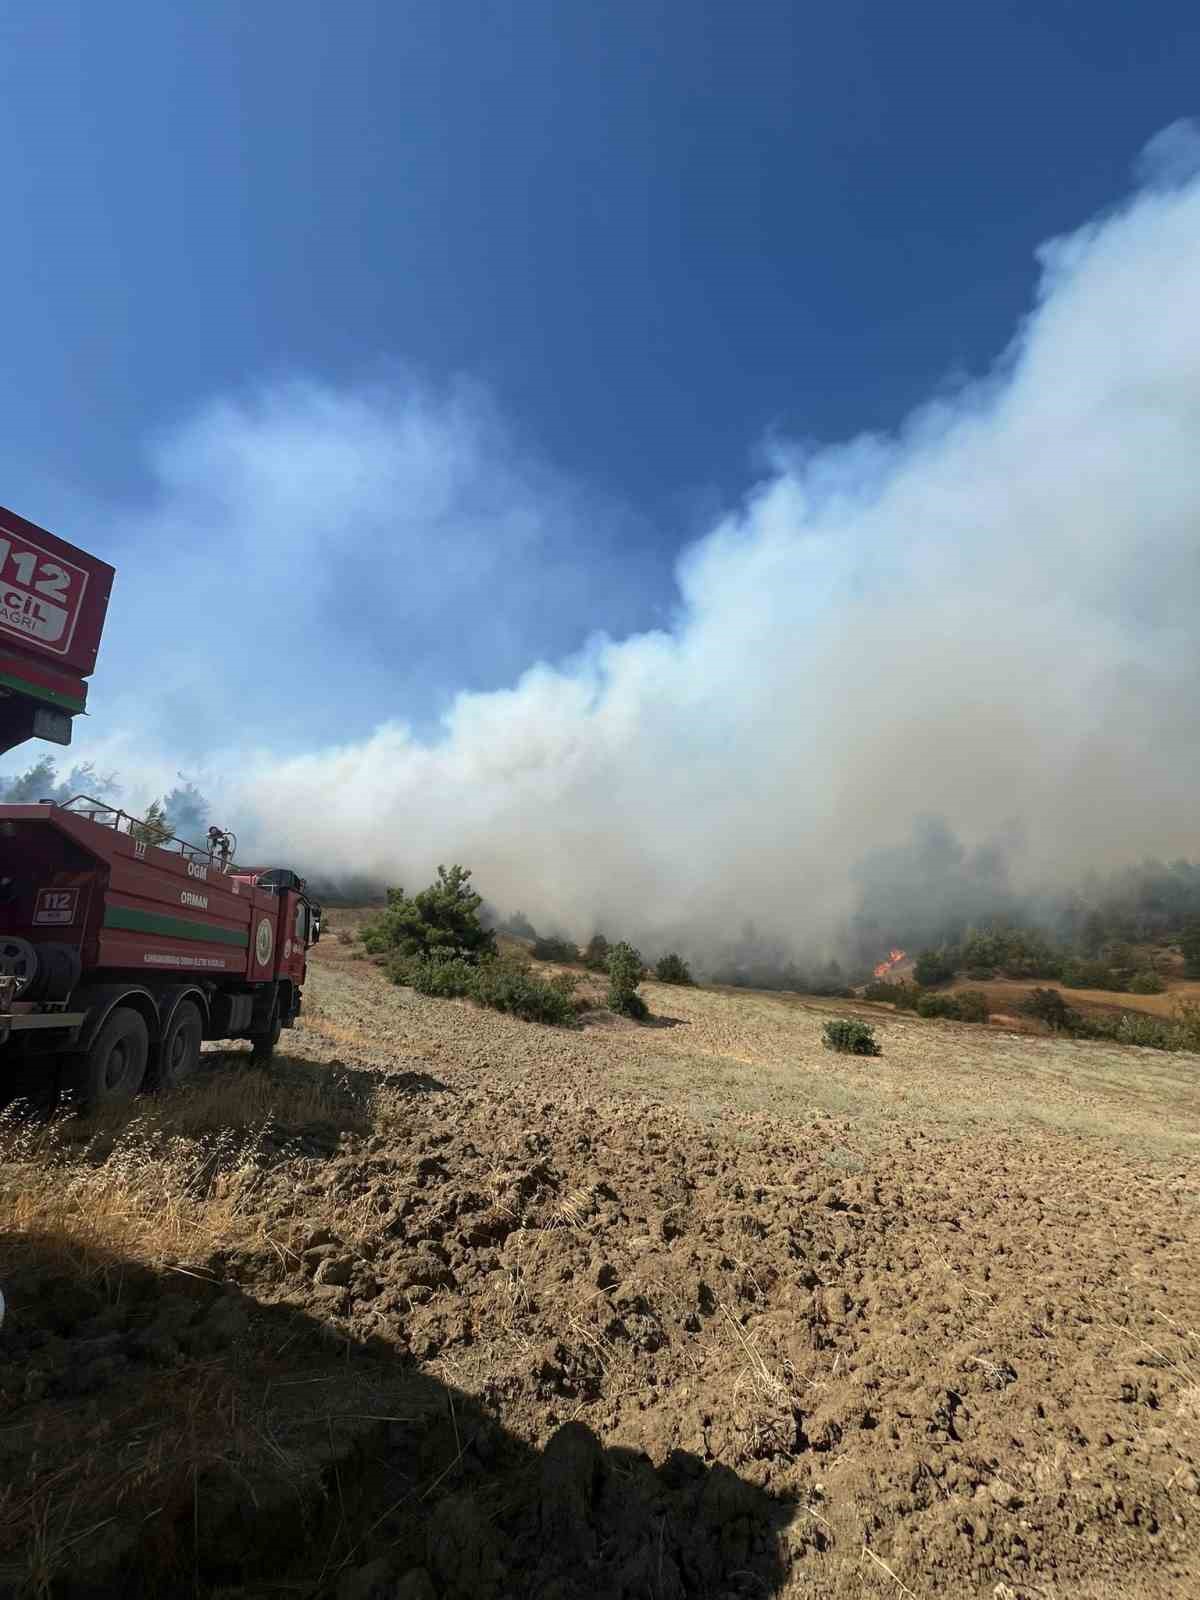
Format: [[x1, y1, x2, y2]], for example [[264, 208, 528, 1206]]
[[0, 532, 87, 655], [180, 890, 208, 911], [34, 887, 79, 925], [143, 952, 228, 970]]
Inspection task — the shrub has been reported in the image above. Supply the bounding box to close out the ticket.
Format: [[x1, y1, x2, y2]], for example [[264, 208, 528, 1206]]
[[532, 936, 580, 964], [1129, 969, 1166, 994], [389, 952, 577, 1025], [1061, 960, 1127, 992], [583, 933, 611, 972], [1020, 987, 1077, 1032], [889, 982, 923, 1011], [913, 948, 956, 987], [1114, 1012, 1174, 1049], [915, 991, 961, 1020], [956, 989, 991, 1023], [654, 952, 695, 985], [811, 982, 856, 998], [391, 955, 477, 996], [1181, 923, 1200, 980], [862, 979, 900, 1003], [607, 941, 648, 1019], [1171, 1001, 1200, 1052], [474, 957, 579, 1026], [362, 865, 497, 965], [823, 1019, 881, 1056]]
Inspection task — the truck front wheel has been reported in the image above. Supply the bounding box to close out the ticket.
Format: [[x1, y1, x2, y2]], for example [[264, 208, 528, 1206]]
[[64, 1007, 150, 1108], [250, 1005, 281, 1063]]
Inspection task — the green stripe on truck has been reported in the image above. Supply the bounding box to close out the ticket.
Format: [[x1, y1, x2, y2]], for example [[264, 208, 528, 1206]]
[[103, 905, 250, 948], [0, 668, 87, 713]]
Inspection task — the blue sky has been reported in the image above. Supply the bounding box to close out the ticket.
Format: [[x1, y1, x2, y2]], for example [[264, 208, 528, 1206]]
[[1, 4, 1199, 933], [5, 1, 1197, 521]]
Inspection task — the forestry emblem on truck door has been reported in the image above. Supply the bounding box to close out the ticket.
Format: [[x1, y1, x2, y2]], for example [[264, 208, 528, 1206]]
[[255, 917, 274, 966]]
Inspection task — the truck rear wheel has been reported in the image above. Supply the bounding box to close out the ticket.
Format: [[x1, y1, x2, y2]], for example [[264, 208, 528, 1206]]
[[64, 1007, 150, 1108], [158, 1000, 203, 1090]]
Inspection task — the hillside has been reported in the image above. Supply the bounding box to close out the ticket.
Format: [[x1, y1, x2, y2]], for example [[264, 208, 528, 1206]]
[[1, 927, 1198, 1597]]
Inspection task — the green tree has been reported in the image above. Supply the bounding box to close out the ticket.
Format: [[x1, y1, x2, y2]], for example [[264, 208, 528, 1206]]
[[823, 1018, 881, 1056], [1181, 922, 1200, 980], [130, 799, 174, 847], [361, 865, 497, 965], [162, 779, 209, 843], [1020, 987, 1077, 1032], [654, 951, 695, 985], [584, 932, 611, 972], [607, 941, 648, 1019], [913, 947, 956, 987], [1129, 969, 1166, 995]]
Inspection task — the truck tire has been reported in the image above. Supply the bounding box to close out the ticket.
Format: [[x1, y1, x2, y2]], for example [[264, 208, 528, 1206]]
[[158, 1000, 204, 1090], [64, 1006, 150, 1108], [250, 1005, 281, 1063]]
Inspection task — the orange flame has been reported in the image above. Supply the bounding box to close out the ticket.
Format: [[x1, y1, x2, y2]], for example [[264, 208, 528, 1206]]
[[873, 948, 907, 979]]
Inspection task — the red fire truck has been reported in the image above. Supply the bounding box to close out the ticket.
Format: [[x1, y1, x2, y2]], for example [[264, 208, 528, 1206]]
[[0, 509, 321, 1105], [0, 503, 114, 755]]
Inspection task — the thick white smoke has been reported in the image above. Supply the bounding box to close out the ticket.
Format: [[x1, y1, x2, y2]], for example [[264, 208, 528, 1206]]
[[67, 127, 1200, 956]]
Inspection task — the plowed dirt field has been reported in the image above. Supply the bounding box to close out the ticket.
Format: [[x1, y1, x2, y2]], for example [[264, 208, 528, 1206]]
[[2, 926, 1199, 1599]]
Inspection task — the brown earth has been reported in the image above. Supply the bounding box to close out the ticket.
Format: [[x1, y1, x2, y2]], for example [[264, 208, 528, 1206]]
[[2, 920, 1199, 1599]]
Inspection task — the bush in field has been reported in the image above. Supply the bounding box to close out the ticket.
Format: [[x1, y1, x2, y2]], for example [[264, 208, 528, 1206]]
[[532, 935, 580, 964], [654, 952, 695, 985], [1115, 1012, 1174, 1048], [862, 979, 900, 1003], [913, 948, 956, 987], [889, 981, 923, 1011], [394, 955, 479, 997], [965, 965, 995, 981], [916, 991, 963, 1020], [954, 989, 990, 1023], [607, 941, 649, 1020], [474, 956, 579, 1025], [1171, 1001, 1200, 1052], [1020, 987, 1077, 1032], [1129, 969, 1166, 995], [583, 933, 611, 972], [390, 951, 577, 1025], [362, 865, 497, 965], [923, 989, 993, 1023], [1061, 960, 1127, 992], [823, 1019, 881, 1056], [864, 977, 923, 1008], [1182, 923, 1200, 979]]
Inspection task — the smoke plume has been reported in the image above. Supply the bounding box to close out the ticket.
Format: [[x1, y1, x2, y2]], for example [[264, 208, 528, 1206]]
[[40, 126, 1200, 962]]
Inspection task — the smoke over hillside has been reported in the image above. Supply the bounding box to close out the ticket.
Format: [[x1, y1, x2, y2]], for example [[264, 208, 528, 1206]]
[[42, 123, 1200, 964]]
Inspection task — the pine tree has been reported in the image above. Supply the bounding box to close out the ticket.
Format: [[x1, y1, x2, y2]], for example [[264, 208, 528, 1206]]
[[130, 799, 174, 847], [361, 865, 497, 965]]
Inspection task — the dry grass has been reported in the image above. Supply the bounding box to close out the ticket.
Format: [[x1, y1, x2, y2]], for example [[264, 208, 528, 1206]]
[[0, 1051, 423, 1597], [0, 1358, 313, 1598], [0, 1060, 375, 1281]]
